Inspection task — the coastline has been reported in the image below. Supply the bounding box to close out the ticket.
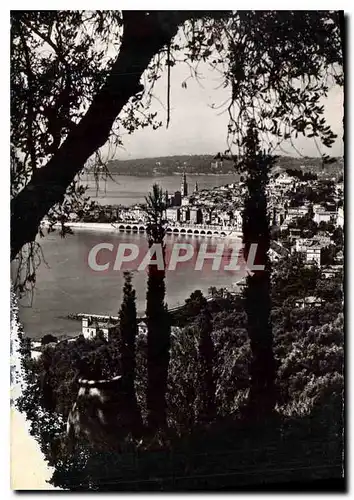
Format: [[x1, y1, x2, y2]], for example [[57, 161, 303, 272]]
[[42, 221, 242, 239], [42, 221, 124, 232], [85, 172, 237, 178]]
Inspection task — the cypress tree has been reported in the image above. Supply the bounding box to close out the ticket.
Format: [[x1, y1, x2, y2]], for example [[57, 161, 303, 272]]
[[196, 304, 216, 423], [145, 184, 170, 432], [118, 271, 142, 433], [241, 121, 277, 417]]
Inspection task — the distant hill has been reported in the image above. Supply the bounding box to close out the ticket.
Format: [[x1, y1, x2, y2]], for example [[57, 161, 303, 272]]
[[94, 155, 343, 178], [105, 155, 234, 176], [273, 156, 344, 178]]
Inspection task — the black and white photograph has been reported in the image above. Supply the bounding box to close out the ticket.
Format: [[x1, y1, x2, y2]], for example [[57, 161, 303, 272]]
[[9, 8, 344, 491]]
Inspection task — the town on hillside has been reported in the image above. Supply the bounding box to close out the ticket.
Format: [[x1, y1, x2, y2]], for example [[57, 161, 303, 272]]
[[34, 162, 343, 352], [11, 10, 344, 491]]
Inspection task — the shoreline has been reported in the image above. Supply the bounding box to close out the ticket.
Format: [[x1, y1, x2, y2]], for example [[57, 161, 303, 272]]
[[42, 221, 126, 232], [41, 221, 242, 239], [84, 172, 237, 178]]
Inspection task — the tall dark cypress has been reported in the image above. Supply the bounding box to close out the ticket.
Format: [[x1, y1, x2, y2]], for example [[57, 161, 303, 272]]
[[145, 184, 170, 432], [241, 121, 277, 417], [196, 304, 216, 423], [119, 271, 142, 433]]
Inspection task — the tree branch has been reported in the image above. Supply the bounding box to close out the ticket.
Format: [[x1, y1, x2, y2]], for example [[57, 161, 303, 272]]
[[11, 11, 194, 260], [17, 23, 37, 172]]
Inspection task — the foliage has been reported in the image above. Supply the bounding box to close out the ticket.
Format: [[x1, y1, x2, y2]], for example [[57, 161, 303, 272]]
[[144, 183, 170, 431], [118, 271, 142, 433], [144, 183, 167, 245], [11, 11, 343, 268], [271, 252, 321, 306], [13, 9, 344, 490], [276, 313, 343, 417], [288, 213, 318, 238], [182, 289, 207, 318], [212, 326, 251, 416], [332, 226, 344, 247], [241, 121, 277, 415], [195, 306, 216, 422], [42, 333, 58, 345], [16, 263, 343, 487], [10, 10, 197, 265], [118, 272, 137, 385], [166, 325, 199, 432], [321, 244, 337, 266], [285, 168, 318, 181]]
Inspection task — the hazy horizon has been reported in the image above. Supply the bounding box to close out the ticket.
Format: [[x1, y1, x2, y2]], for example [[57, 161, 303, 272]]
[[107, 151, 344, 162], [110, 53, 343, 162]]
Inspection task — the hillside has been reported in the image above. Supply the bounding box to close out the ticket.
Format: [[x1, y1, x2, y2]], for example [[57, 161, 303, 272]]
[[92, 155, 343, 178], [85, 155, 344, 177], [106, 155, 234, 176]]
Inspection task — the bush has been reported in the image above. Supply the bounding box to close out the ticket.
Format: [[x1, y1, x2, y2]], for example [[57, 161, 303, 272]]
[[17, 292, 344, 487], [276, 314, 343, 414]]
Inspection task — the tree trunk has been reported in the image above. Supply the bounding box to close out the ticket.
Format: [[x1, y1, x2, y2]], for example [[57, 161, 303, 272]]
[[196, 306, 216, 423], [119, 272, 143, 435], [10, 11, 192, 260], [242, 124, 277, 418], [146, 263, 170, 432]]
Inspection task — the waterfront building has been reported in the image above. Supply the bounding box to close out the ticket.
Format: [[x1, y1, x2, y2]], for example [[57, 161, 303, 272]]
[[179, 207, 190, 222], [201, 208, 212, 225], [219, 212, 231, 225], [173, 190, 182, 206], [181, 172, 188, 197], [166, 207, 180, 222], [210, 212, 219, 224], [189, 207, 203, 224], [82, 317, 117, 341], [232, 209, 242, 229], [211, 153, 223, 170], [130, 206, 147, 222]]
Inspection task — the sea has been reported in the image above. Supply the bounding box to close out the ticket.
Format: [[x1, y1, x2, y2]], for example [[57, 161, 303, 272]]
[[13, 173, 241, 338], [83, 173, 237, 206]]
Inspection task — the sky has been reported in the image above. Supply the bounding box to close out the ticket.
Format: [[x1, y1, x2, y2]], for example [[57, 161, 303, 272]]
[[114, 59, 344, 161]]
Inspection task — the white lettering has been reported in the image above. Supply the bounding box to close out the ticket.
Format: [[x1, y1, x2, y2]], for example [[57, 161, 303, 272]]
[[246, 243, 265, 271], [168, 243, 194, 270], [224, 242, 244, 271], [113, 243, 139, 270], [138, 244, 165, 271], [195, 243, 225, 271], [88, 243, 113, 272]]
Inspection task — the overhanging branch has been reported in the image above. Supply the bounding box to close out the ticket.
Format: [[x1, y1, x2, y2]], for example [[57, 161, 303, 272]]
[[11, 11, 196, 260]]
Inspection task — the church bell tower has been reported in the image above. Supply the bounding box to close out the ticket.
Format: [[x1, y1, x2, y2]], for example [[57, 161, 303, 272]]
[[181, 172, 188, 197]]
